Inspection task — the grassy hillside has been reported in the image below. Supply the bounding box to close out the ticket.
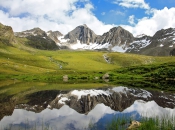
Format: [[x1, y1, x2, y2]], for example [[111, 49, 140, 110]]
[[0, 36, 175, 82]]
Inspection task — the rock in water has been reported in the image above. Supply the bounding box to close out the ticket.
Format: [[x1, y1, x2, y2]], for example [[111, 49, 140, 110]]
[[127, 120, 141, 130]]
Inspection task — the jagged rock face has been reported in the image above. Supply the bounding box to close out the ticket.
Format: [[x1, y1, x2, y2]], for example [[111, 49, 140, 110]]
[[96, 26, 134, 48], [170, 48, 175, 56], [0, 23, 15, 46], [153, 28, 175, 43], [15, 28, 47, 37], [11, 87, 175, 116], [47, 30, 63, 43], [43, 87, 174, 114], [126, 35, 152, 53], [50, 88, 174, 114], [143, 28, 175, 56], [50, 92, 135, 114], [64, 24, 97, 44], [15, 90, 61, 113], [48, 88, 151, 114], [127, 28, 175, 56], [2, 22, 175, 55], [0, 95, 16, 120], [15, 28, 60, 50]]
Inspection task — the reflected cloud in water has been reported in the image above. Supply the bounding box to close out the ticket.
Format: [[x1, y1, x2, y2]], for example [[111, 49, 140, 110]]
[[0, 86, 175, 129]]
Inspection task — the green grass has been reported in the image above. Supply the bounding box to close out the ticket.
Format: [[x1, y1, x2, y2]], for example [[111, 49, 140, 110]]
[[87, 115, 175, 130], [0, 81, 110, 103], [138, 115, 175, 130], [1, 38, 175, 83], [2, 115, 175, 130]]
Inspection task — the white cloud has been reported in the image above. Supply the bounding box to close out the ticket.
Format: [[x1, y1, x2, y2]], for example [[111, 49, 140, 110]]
[[110, 10, 125, 16], [0, 0, 113, 35], [113, 0, 150, 9], [128, 15, 135, 25], [123, 7, 175, 36], [0, 0, 175, 38], [101, 12, 106, 15]]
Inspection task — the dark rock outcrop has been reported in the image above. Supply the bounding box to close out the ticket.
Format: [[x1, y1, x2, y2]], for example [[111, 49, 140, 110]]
[[0, 23, 15, 46], [7, 87, 174, 117], [15, 28, 60, 50], [127, 28, 175, 56], [47, 30, 63, 43], [64, 24, 97, 44], [0, 96, 16, 121], [46, 87, 175, 114], [126, 35, 152, 53], [96, 26, 134, 49], [49, 90, 136, 114]]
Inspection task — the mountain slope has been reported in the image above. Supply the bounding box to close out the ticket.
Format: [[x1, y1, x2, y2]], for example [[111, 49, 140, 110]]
[[127, 28, 175, 56], [0, 23, 15, 46], [15, 28, 59, 50], [96, 26, 134, 52], [64, 24, 97, 44], [1, 22, 175, 56], [47, 30, 63, 44], [58, 25, 134, 51]]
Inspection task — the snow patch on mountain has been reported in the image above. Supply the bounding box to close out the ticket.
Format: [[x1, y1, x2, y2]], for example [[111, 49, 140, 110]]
[[160, 44, 164, 47], [83, 43, 110, 50], [58, 36, 70, 43], [58, 97, 69, 104], [71, 89, 110, 100], [56, 86, 153, 105], [127, 38, 151, 52], [46, 32, 50, 36], [57, 37, 129, 52], [111, 45, 127, 52], [136, 34, 147, 38], [110, 87, 152, 98]]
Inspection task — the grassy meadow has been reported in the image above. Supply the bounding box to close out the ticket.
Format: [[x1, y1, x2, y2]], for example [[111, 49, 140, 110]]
[[0, 37, 175, 89], [1, 38, 175, 129]]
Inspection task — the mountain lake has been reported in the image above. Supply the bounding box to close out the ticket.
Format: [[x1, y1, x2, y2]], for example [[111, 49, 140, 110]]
[[0, 81, 175, 130]]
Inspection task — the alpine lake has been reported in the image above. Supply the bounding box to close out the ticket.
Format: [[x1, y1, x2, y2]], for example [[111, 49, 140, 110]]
[[0, 79, 175, 130]]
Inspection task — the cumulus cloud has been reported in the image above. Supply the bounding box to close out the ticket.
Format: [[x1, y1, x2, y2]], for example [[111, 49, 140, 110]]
[[0, 0, 113, 35], [125, 7, 175, 36], [110, 10, 125, 16], [101, 12, 106, 15], [128, 15, 135, 25], [0, 0, 175, 37], [113, 0, 150, 9]]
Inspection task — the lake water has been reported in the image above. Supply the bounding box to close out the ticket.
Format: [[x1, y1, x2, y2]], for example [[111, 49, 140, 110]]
[[0, 83, 175, 130]]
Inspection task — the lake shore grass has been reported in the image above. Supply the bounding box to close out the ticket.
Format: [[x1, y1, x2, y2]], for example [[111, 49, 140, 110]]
[[92, 114, 175, 130], [1, 44, 175, 82], [2, 114, 174, 130]]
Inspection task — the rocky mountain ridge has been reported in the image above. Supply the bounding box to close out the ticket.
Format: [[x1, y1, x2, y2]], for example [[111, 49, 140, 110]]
[[0, 23, 16, 46], [14, 87, 175, 114], [47, 30, 63, 43], [64, 24, 97, 44], [1, 22, 175, 56], [127, 28, 175, 56], [15, 27, 60, 50]]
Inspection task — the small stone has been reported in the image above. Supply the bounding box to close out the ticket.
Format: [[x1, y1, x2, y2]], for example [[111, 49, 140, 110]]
[[63, 75, 68, 82], [127, 120, 141, 130]]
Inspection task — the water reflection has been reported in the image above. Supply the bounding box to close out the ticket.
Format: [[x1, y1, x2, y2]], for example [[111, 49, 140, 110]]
[[1, 102, 175, 130], [0, 86, 175, 130]]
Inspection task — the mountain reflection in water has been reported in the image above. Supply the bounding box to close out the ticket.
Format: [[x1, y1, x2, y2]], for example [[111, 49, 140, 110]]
[[0, 86, 175, 130]]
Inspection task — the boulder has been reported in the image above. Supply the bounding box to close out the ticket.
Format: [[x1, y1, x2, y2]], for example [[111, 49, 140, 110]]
[[127, 121, 141, 130]]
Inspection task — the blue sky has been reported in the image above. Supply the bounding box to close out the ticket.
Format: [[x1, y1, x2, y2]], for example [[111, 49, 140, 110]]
[[92, 0, 175, 25], [0, 0, 175, 36]]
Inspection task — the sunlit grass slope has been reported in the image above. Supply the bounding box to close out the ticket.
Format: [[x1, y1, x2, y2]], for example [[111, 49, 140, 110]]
[[0, 37, 175, 80]]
